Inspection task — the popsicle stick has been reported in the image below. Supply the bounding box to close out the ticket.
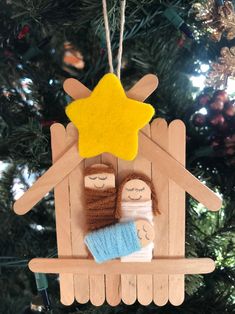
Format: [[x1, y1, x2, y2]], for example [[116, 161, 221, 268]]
[[85, 156, 105, 306], [29, 258, 216, 275], [126, 74, 158, 101], [151, 119, 169, 306], [115, 78, 157, 305], [118, 158, 136, 305], [13, 141, 83, 215], [133, 124, 153, 306], [63, 78, 91, 100], [139, 132, 222, 211], [105, 273, 121, 306], [63, 74, 158, 102], [101, 153, 121, 306], [51, 124, 74, 305], [66, 123, 89, 304], [168, 120, 186, 306]]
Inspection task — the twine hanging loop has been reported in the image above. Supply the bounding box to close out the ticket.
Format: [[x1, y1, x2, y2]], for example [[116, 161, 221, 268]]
[[102, 0, 126, 79]]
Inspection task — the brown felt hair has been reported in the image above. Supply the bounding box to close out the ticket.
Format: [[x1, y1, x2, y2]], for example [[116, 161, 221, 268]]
[[84, 163, 115, 176], [115, 172, 160, 219]]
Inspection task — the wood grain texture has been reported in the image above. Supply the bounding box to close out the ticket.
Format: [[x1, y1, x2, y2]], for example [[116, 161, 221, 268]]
[[29, 258, 216, 275], [85, 156, 105, 306], [66, 123, 89, 304], [118, 158, 136, 305], [134, 124, 153, 306], [168, 120, 186, 306], [151, 119, 169, 306], [51, 124, 74, 305], [101, 153, 121, 306]]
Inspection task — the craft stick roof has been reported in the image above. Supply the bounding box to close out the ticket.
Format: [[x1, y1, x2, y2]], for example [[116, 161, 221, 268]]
[[13, 75, 222, 215]]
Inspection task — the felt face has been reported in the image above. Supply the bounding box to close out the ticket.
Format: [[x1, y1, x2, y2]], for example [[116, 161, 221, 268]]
[[84, 164, 115, 189], [135, 220, 155, 247], [121, 179, 151, 202]]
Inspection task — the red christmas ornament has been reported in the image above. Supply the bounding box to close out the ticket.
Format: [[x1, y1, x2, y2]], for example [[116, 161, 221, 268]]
[[213, 90, 228, 103], [18, 25, 30, 40], [224, 100, 235, 117], [210, 98, 224, 111], [193, 112, 206, 126], [209, 113, 225, 126]]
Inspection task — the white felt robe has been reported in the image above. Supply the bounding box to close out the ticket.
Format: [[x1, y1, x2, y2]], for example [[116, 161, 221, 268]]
[[120, 200, 154, 262]]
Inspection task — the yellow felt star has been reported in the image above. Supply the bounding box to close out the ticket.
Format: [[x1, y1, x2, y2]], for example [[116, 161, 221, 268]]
[[65, 73, 155, 160]]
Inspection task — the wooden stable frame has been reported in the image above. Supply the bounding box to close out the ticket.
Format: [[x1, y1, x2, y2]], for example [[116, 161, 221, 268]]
[[14, 75, 221, 307], [17, 119, 217, 306]]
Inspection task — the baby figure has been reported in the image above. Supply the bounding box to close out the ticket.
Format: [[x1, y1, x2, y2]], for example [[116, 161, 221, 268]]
[[116, 173, 160, 262]]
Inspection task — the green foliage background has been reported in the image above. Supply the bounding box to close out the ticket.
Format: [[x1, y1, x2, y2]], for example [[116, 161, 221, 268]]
[[0, 1, 234, 313]]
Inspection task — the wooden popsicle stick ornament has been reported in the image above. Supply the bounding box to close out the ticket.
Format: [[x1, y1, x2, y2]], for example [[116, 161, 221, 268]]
[[13, 74, 221, 307]]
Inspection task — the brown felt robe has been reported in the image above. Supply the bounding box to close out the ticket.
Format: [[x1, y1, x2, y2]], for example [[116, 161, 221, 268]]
[[84, 164, 117, 232]]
